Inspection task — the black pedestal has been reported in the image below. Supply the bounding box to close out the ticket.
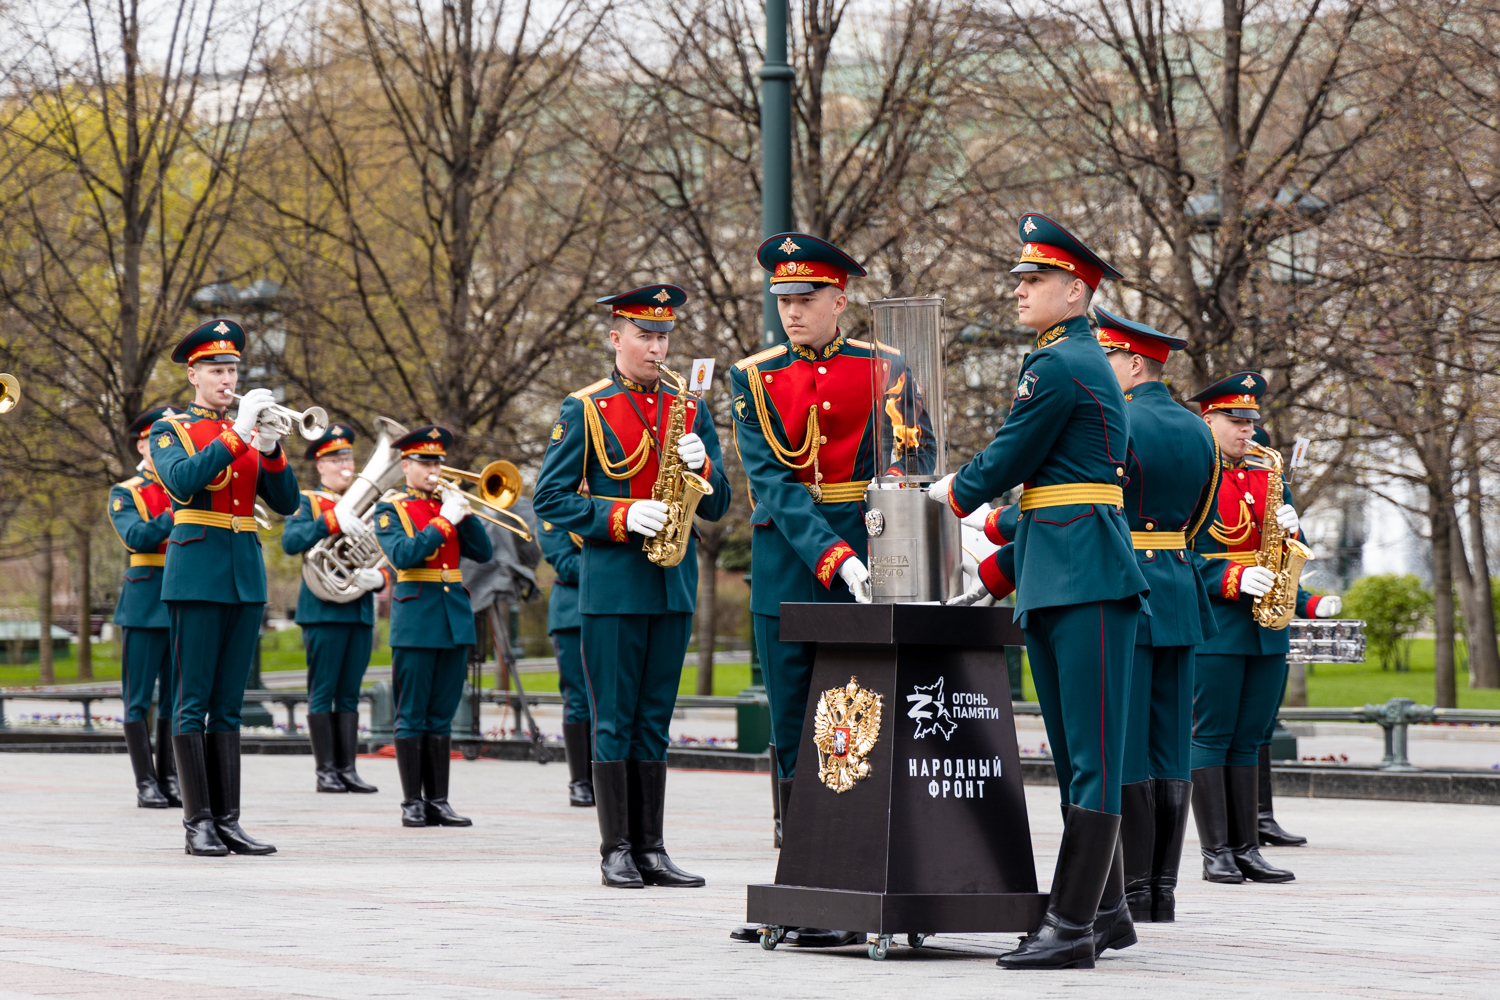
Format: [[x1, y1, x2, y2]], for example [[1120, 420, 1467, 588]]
[[747, 603, 1047, 939]]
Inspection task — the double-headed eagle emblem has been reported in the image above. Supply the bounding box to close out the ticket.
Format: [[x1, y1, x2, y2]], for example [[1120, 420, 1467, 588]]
[[813, 676, 883, 793]]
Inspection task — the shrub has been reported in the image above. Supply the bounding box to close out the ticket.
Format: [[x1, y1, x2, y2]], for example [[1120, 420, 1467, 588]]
[[1342, 574, 1431, 672]]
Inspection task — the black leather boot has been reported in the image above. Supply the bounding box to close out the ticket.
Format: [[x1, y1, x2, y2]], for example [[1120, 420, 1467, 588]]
[[395, 737, 426, 826], [997, 805, 1119, 969], [205, 731, 276, 855], [421, 734, 471, 826], [334, 712, 378, 793], [156, 717, 181, 806], [562, 722, 595, 807], [594, 760, 643, 888], [172, 733, 228, 856], [1257, 744, 1306, 846], [1119, 779, 1154, 920], [307, 712, 347, 793], [1092, 829, 1138, 955], [627, 760, 705, 887], [1228, 765, 1294, 882], [1190, 767, 1243, 883], [1151, 778, 1192, 920], [124, 719, 170, 808]]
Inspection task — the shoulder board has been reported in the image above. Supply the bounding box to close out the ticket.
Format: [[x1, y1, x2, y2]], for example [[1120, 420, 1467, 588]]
[[301, 489, 339, 501], [117, 476, 145, 489], [845, 338, 902, 355], [162, 412, 190, 422], [570, 378, 613, 400], [734, 345, 788, 371]]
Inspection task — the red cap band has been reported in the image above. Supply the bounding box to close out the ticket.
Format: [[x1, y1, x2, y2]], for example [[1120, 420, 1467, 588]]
[[1096, 328, 1170, 363], [770, 260, 847, 289], [1017, 242, 1104, 290]]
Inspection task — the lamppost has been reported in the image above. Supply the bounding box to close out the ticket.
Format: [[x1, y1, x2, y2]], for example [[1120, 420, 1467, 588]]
[[760, 0, 794, 347]]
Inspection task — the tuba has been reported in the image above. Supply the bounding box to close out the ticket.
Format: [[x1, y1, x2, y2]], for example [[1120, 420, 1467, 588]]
[[1247, 442, 1314, 629], [301, 417, 409, 603], [642, 361, 714, 568], [0, 373, 19, 414]]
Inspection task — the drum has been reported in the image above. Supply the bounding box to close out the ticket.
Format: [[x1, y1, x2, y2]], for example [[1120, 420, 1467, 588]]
[[1287, 619, 1366, 663]]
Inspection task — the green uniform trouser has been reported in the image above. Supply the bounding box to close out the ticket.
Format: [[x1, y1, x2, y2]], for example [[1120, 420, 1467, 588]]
[[1191, 653, 1287, 769], [581, 612, 690, 762], [552, 627, 590, 725], [168, 601, 263, 734], [1122, 644, 1194, 783], [1025, 599, 1139, 815], [392, 645, 469, 739], [1262, 667, 1293, 746], [304, 622, 374, 714], [753, 613, 815, 781], [121, 627, 174, 724]]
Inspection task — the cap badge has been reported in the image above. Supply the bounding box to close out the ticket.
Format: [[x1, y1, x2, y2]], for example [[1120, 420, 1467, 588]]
[[213, 321, 230, 335], [779, 237, 801, 255], [1241, 375, 1257, 388], [427, 428, 442, 439], [652, 289, 671, 303], [1023, 218, 1038, 234], [654, 306, 664, 316]]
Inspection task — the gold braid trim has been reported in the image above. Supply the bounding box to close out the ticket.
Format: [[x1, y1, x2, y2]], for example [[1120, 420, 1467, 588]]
[[744, 364, 820, 472], [1186, 438, 1222, 543], [581, 396, 653, 481]]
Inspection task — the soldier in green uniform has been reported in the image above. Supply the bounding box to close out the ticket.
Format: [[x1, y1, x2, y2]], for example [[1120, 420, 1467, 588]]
[[539, 518, 593, 807], [372, 426, 494, 828], [932, 214, 1145, 970], [1187, 375, 1341, 885], [109, 406, 182, 809], [150, 320, 301, 857], [727, 234, 931, 948], [282, 424, 388, 794], [1092, 309, 1220, 923], [533, 285, 732, 889]]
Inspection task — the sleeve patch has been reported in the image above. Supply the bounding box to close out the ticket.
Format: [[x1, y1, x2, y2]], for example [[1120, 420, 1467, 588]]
[[378, 513, 391, 529], [733, 394, 748, 422], [550, 419, 567, 445], [112, 496, 124, 512], [1015, 370, 1039, 400]]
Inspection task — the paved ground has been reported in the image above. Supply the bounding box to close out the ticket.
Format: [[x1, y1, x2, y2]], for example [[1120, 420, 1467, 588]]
[[2, 755, 1497, 998]]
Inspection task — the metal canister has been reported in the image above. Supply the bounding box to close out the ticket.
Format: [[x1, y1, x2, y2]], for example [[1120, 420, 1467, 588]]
[[863, 485, 962, 603]]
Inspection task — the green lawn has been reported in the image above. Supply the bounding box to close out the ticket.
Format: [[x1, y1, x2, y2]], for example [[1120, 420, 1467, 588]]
[[491, 662, 756, 697]]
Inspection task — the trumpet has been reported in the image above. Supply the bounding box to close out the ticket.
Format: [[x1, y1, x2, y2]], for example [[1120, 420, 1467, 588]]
[[421, 460, 533, 542], [0, 373, 19, 415], [231, 391, 329, 441]]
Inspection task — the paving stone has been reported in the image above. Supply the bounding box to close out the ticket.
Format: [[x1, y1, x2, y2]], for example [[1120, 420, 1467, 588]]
[[1, 754, 1497, 999]]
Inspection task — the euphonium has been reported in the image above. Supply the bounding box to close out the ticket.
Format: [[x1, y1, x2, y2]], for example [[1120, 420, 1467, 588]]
[[643, 360, 714, 568], [301, 417, 408, 603], [1247, 442, 1314, 629]]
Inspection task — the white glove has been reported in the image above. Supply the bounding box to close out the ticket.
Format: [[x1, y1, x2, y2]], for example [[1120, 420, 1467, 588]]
[[626, 499, 670, 538], [927, 473, 957, 506], [947, 576, 992, 607], [438, 488, 470, 524], [839, 557, 873, 604], [354, 568, 386, 591], [676, 432, 707, 471], [1275, 503, 1300, 535], [333, 502, 371, 539], [1240, 565, 1276, 598], [1315, 595, 1342, 618], [231, 388, 276, 442], [253, 424, 282, 455]]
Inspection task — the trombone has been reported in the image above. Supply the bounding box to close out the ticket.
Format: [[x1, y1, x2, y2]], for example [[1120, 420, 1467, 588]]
[[0, 373, 19, 415], [230, 391, 329, 440], [434, 460, 533, 542]]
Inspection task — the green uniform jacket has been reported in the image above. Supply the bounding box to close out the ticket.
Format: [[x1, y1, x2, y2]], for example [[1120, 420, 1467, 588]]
[[539, 519, 582, 633], [149, 403, 301, 603], [948, 316, 1146, 623], [281, 490, 377, 627], [1120, 381, 1220, 647], [532, 370, 732, 616], [1190, 457, 1327, 655], [374, 487, 494, 647], [728, 331, 934, 616], [108, 473, 174, 629]]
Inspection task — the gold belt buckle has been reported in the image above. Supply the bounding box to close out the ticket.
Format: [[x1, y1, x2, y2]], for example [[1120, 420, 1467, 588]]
[[440, 568, 452, 583], [230, 515, 242, 531]]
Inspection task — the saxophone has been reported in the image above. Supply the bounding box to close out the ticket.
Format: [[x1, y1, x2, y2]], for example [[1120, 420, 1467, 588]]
[[643, 361, 715, 568], [1247, 442, 1314, 629]]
